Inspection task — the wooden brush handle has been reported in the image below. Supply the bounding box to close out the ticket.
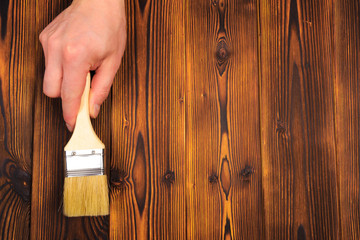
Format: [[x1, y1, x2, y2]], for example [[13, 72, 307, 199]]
[[76, 73, 91, 126], [64, 73, 104, 151]]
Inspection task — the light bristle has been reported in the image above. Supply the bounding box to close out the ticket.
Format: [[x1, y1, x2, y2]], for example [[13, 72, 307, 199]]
[[63, 175, 109, 217]]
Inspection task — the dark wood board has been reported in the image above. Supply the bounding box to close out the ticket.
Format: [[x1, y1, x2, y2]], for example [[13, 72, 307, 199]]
[[109, 0, 186, 239], [259, 0, 339, 239], [0, 0, 359, 238], [334, 0, 360, 239], [185, 0, 263, 239], [0, 0, 36, 238]]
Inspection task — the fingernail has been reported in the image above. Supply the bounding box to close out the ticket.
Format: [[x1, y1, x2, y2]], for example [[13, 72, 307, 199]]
[[66, 123, 74, 132], [91, 104, 100, 118]]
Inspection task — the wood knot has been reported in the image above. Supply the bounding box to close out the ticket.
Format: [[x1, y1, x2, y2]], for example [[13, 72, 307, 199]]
[[276, 119, 288, 138], [208, 173, 218, 184], [163, 170, 175, 186], [215, 38, 231, 75], [110, 168, 128, 189], [213, 0, 225, 9], [3, 159, 31, 202], [216, 39, 230, 64], [219, 1, 224, 8], [178, 97, 184, 103], [240, 165, 255, 181], [123, 116, 129, 129]]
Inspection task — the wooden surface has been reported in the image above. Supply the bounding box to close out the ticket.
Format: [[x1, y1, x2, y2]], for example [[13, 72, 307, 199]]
[[0, 0, 35, 238], [334, 0, 360, 239], [0, 0, 359, 239], [260, 0, 339, 239]]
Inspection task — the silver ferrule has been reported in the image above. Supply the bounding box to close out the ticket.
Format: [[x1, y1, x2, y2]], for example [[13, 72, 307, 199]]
[[64, 149, 104, 177]]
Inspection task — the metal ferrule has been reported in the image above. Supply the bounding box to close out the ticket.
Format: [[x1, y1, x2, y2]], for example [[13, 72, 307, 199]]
[[64, 149, 104, 177]]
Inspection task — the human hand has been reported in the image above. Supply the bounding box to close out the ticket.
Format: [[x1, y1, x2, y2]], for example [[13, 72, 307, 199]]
[[39, 0, 126, 131]]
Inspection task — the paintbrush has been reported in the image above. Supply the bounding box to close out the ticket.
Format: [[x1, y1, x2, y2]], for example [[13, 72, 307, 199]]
[[63, 73, 109, 217]]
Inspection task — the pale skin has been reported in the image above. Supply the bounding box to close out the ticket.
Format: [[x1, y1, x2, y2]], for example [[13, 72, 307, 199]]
[[39, 0, 126, 131]]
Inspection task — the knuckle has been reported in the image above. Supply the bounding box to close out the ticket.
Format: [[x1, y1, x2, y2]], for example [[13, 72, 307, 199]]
[[39, 31, 46, 43], [63, 42, 85, 61]]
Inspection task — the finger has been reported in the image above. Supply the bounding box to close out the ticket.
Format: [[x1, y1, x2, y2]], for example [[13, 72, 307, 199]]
[[43, 35, 63, 97], [89, 60, 118, 118], [61, 69, 88, 131], [61, 50, 89, 131], [39, 21, 59, 63]]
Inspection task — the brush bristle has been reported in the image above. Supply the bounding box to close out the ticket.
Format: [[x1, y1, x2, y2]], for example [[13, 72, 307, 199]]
[[63, 175, 109, 217]]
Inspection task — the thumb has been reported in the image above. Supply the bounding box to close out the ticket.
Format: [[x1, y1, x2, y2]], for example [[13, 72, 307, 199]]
[[89, 61, 118, 118]]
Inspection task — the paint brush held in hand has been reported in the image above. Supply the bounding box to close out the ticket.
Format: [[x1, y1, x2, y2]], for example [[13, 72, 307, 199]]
[[63, 73, 109, 217]]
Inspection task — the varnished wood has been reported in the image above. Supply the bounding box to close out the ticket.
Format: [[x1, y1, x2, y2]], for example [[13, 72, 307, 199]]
[[186, 0, 264, 239], [0, 0, 35, 238], [260, 0, 339, 239], [1, 0, 360, 238], [110, 0, 186, 238], [334, 0, 360, 239]]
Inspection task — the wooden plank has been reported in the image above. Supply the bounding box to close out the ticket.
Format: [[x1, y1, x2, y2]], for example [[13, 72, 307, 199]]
[[30, 1, 111, 238], [334, 0, 360, 239], [259, 0, 339, 239], [0, 0, 36, 238], [185, 0, 263, 239], [110, 0, 186, 238]]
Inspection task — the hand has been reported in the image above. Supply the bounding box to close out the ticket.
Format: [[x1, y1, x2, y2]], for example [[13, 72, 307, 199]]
[[39, 0, 126, 131]]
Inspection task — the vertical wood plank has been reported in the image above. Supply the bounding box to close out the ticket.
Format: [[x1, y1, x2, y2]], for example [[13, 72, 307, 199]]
[[334, 0, 360, 239], [31, 1, 111, 238], [31, 2, 67, 238], [260, 0, 339, 239], [185, 0, 263, 239], [110, 0, 186, 239], [0, 0, 35, 238]]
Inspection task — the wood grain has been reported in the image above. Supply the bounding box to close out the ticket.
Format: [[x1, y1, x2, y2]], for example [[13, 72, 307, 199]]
[[30, 0, 111, 239], [186, 0, 264, 239], [1, 0, 360, 238], [110, 0, 186, 239], [0, 0, 35, 238], [334, 0, 360, 239], [260, 0, 339, 239]]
